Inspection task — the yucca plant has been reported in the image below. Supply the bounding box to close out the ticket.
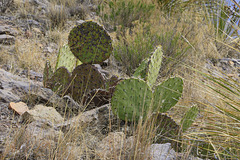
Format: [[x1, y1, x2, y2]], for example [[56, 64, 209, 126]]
[[186, 68, 240, 159]]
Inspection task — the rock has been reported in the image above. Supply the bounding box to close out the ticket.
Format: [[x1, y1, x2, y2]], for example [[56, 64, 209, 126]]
[[0, 119, 19, 156], [3, 120, 63, 159], [0, 69, 83, 118], [21, 104, 64, 124], [0, 89, 21, 103], [95, 132, 134, 159], [146, 143, 177, 160], [9, 102, 29, 115], [19, 69, 43, 81], [0, 23, 19, 36], [0, 34, 15, 45], [56, 104, 127, 136]]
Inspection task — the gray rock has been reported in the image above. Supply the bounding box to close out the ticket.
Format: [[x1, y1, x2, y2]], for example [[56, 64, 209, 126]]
[[146, 143, 177, 160], [0, 34, 15, 45], [0, 25, 19, 36], [95, 132, 133, 159], [3, 120, 63, 159], [0, 69, 83, 118], [21, 104, 64, 124], [56, 104, 125, 136]]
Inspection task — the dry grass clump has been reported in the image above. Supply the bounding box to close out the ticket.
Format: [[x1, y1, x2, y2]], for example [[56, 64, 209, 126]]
[[47, 4, 69, 29]]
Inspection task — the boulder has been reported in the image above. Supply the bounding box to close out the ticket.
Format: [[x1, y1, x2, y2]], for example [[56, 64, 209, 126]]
[[21, 104, 64, 124], [95, 132, 134, 159], [0, 34, 15, 45], [3, 120, 63, 159], [146, 143, 177, 160], [0, 69, 83, 118]]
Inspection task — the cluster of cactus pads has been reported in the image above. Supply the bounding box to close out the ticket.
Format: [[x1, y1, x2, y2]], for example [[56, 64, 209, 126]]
[[43, 21, 113, 104], [43, 20, 198, 147], [111, 46, 199, 146]]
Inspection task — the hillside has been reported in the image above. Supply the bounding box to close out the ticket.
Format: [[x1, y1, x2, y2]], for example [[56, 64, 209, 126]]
[[0, 0, 239, 159]]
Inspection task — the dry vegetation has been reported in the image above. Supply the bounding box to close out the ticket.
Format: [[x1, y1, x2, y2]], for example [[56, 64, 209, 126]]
[[0, 0, 239, 159]]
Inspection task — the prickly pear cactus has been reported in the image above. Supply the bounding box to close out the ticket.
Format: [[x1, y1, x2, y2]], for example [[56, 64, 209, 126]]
[[152, 113, 181, 148], [180, 105, 199, 132], [46, 67, 71, 95], [153, 77, 183, 113], [55, 44, 82, 72], [68, 21, 113, 64], [111, 78, 153, 121], [43, 60, 53, 87], [133, 58, 149, 80], [146, 46, 163, 88], [68, 64, 105, 103]]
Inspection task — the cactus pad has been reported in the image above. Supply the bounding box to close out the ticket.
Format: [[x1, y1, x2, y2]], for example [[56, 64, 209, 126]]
[[152, 113, 181, 147], [147, 46, 163, 88], [133, 58, 149, 80], [68, 21, 113, 64], [153, 77, 183, 113], [68, 64, 105, 103], [180, 105, 199, 132], [46, 67, 71, 95], [111, 78, 153, 121], [55, 44, 82, 72], [43, 60, 53, 87]]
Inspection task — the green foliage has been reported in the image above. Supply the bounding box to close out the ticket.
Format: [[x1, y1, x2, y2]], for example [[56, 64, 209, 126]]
[[146, 46, 163, 88], [68, 21, 113, 64], [46, 67, 71, 96], [153, 77, 183, 113], [111, 77, 183, 122], [133, 58, 149, 79], [113, 23, 160, 75], [55, 44, 82, 72], [180, 105, 199, 132], [111, 78, 152, 121], [97, 0, 155, 31], [152, 113, 181, 148], [68, 64, 105, 103]]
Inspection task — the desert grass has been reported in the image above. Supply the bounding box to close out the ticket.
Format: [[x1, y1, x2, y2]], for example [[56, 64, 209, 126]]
[[1, 0, 240, 159]]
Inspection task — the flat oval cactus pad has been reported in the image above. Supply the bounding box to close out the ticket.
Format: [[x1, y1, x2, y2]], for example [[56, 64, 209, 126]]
[[111, 78, 153, 121], [55, 44, 82, 72], [68, 21, 113, 64], [46, 67, 71, 95], [68, 64, 105, 103], [152, 113, 181, 148]]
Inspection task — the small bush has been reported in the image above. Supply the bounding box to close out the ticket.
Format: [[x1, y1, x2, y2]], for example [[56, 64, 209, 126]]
[[48, 4, 69, 29], [97, 0, 155, 31]]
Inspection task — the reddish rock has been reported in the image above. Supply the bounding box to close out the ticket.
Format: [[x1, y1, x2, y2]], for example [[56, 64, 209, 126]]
[[8, 102, 29, 115]]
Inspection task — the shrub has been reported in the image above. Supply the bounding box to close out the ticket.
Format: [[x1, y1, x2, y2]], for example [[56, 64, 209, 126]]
[[48, 4, 69, 29], [97, 0, 155, 31]]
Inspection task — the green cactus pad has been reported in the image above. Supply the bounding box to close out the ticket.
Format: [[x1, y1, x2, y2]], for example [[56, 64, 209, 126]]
[[180, 105, 199, 132], [152, 113, 181, 147], [68, 64, 105, 103], [147, 46, 163, 88], [68, 21, 113, 64], [46, 67, 71, 95], [43, 60, 53, 87], [55, 44, 82, 72], [111, 78, 153, 121], [153, 77, 183, 113], [133, 58, 149, 80]]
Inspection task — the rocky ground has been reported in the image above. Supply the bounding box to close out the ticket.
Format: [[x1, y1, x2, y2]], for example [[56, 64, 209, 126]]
[[0, 0, 239, 160]]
